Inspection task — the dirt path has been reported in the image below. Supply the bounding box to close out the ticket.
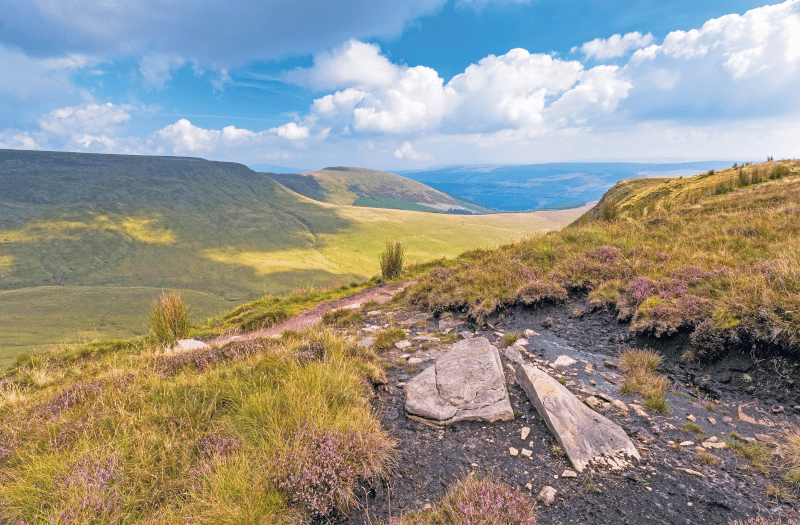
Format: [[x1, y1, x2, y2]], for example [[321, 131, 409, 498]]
[[209, 280, 415, 347]]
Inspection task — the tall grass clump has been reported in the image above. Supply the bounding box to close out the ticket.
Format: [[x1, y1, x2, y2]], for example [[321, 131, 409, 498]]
[[390, 473, 536, 525], [149, 291, 190, 345], [785, 429, 800, 487], [619, 348, 670, 413], [380, 240, 405, 280]]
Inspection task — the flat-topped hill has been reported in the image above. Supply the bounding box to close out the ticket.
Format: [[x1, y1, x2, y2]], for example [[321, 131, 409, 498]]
[[264, 166, 494, 214]]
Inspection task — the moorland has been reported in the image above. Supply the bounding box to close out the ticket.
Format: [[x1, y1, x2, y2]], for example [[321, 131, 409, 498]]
[[1, 157, 799, 525]]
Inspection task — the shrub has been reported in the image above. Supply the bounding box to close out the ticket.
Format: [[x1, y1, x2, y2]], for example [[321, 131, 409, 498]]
[[149, 291, 190, 345], [689, 320, 728, 362], [268, 426, 393, 517], [391, 473, 536, 525], [380, 240, 406, 280]]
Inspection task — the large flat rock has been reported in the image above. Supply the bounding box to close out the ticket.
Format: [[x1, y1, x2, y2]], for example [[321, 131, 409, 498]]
[[515, 363, 640, 472], [405, 337, 514, 425]]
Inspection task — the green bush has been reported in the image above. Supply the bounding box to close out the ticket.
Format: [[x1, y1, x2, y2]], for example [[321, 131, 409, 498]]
[[380, 240, 405, 280], [149, 291, 190, 345]]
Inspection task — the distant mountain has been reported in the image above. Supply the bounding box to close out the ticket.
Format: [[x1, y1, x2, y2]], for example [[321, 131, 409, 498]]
[[398, 161, 733, 211], [265, 166, 495, 214], [248, 163, 313, 174]]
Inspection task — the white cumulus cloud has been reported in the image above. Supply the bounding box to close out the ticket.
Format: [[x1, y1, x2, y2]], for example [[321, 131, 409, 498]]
[[138, 52, 186, 87], [575, 32, 655, 60]]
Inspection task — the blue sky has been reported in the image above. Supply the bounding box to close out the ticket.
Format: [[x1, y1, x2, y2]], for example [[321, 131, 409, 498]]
[[1, 0, 798, 170]]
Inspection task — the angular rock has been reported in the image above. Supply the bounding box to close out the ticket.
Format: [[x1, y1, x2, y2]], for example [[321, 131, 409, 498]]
[[404, 337, 514, 425], [407, 357, 423, 365], [176, 339, 211, 351], [357, 337, 376, 349], [504, 345, 525, 365], [524, 329, 539, 337], [395, 340, 412, 350], [520, 426, 531, 440], [538, 486, 557, 505], [515, 363, 640, 472], [552, 355, 577, 367], [509, 447, 519, 456], [438, 318, 464, 331], [561, 469, 577, 478]]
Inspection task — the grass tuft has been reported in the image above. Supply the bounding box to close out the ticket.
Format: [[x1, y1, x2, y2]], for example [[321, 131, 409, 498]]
[[374, 326, 407, 352], [321, 308, 364, 327], [149, 291, 190, 345], [503, 332, 522, 346], [380, 240, 406, 280], [619, 348, 670, 413]]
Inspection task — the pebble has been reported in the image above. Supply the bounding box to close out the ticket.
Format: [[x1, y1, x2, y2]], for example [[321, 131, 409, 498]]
[[525, 482, 533, 491], [407, 357, 423, 365], [707, 417, 716, 424], [397, 382, 406, 388], [514, 338, 529, 346], [686, 414, 697, 422], [553, 355, 577, 367], [521, 449, 533, 458], [509, 447, 519, 456], [707, 436, 719, 443], [589, 380, 597, 386], [520, 426, 531, 440], [613, 399, 629, 413], [585, 396, 601, 409], [562, 470, 578, 478], [538, 486, 557, 505], [395, 340, 411, 349], [722, 416, 733, 423], [702, 441, 727, 449], [679, 441, 694, 447], [524, 329, 539, 337]]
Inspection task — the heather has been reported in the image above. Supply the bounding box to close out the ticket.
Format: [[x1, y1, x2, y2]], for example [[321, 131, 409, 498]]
[[407, 160, 800, 358], [0, 328, 393, 524], [390, 474, 535, 525]]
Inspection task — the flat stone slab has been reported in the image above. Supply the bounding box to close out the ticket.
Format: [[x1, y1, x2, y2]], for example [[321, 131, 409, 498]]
[[515, 363, 640, 472], [176, 339, 212, 351], [405, 337, 514, 425]]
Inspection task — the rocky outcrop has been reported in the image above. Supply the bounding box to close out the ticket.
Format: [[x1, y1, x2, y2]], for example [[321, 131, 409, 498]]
[[405, 337, 514, 425], [515, 363, 640, 472]]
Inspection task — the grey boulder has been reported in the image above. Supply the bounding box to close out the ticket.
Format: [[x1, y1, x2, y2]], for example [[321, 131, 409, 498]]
[[405, 337, 514, 425], [516, 363, 640, 472]]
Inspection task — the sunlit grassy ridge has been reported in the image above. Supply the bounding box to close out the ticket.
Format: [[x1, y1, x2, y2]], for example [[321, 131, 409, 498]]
[[265, 167, 494, 214], [0, 149, 583, 359], [408, 160, 800, 356]]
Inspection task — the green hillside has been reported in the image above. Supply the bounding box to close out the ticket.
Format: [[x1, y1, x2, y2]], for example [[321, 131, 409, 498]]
[[0, 149, 582, 362], [265, 166, 495, 214]]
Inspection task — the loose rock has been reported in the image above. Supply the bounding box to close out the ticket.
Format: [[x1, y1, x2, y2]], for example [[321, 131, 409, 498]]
[[395, 340, 412, 350], [515, 363, 640, 472], [175, 339, 211, 351], [552, 355, 577, 367], [562, 469, 577, 478], [538, 486, 557, 505], [520, 426, 530, 440]]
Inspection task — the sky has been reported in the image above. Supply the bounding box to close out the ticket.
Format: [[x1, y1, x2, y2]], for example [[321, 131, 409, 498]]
[[1, 0, 798, 171]]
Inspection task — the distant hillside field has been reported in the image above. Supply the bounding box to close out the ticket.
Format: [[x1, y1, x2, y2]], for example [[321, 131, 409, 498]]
[[265, 167, 495, 214], [0, 150, 584, 363]]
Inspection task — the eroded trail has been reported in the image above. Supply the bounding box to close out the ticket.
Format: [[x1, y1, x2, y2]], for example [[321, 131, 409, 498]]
[[209, 279, 415, 347]]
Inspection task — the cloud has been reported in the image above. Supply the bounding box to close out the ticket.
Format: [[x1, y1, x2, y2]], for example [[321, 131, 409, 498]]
[[574, 32, 655, 60], [393, 141, 432, 160], [38, 102, 132, 136], [285, 40, 400, 91], [0, 130, 46, 150], [271, 122, 311, 140], [2, 0, 448, 68], [139, 53, 186, 87], [0, 44, 98, 102]]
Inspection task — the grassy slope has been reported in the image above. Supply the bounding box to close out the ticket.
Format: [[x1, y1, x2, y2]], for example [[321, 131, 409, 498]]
[[0, 150, 582, 362], [265, 167, 495, 214], [408, 160, 800, 355]]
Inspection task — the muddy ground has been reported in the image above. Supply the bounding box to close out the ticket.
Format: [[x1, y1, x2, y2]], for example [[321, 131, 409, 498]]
[[319, 296, 800, 525]]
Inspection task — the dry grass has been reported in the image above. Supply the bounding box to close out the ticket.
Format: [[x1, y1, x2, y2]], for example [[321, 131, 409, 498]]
[[724, 436, 772, 473], [784, 428, 800, 487], [0, 327, 394, 524], [149, 291, 190, 345], [374, 326, 407, 352], [619, 348, 670, 413], [406, 160, 800, 359], [380, 240, 406, 280]]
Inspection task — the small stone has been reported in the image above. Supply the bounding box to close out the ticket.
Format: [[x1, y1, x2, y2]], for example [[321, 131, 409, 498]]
[[755, 434, 774, 442], [561, 469, 577, 478], [663, 422, 677, 430], [397, 382, 406, 388], [509, 447, 519, 456], [514, 338, 529, 346], [706, 436, 719, 443], [407, 357, 423, 365], [707, 417, 717, 425], [702, 441, 727, 449], [553, 355, 577, 367], [604, 359, 619, 369], [722, 416, 733, 423], [771, 405, 784, 413], [422, 503, 432, 511], [686, 414, 696, 422], [743, 437, 758, 444], [471, 463, 478, 467], [520, 426, 531, 440], [537, 486, 557, 505], [613, 399, 629, 413], [525, 482, 533, 491], [602, 402, 612, 410], [794, 406, 800, 411], [175, 339, 212, 351], [367, 310, 381, 316], [524, 329, 539, 337], [395, 340, 412, 350], [566, 380, 576, 387], [679, 441, 694, 447], [521, 448, 533, 458], [585, 396, 601, 410], [678, 468, 705, 477], [589, 380, 597, 386]]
